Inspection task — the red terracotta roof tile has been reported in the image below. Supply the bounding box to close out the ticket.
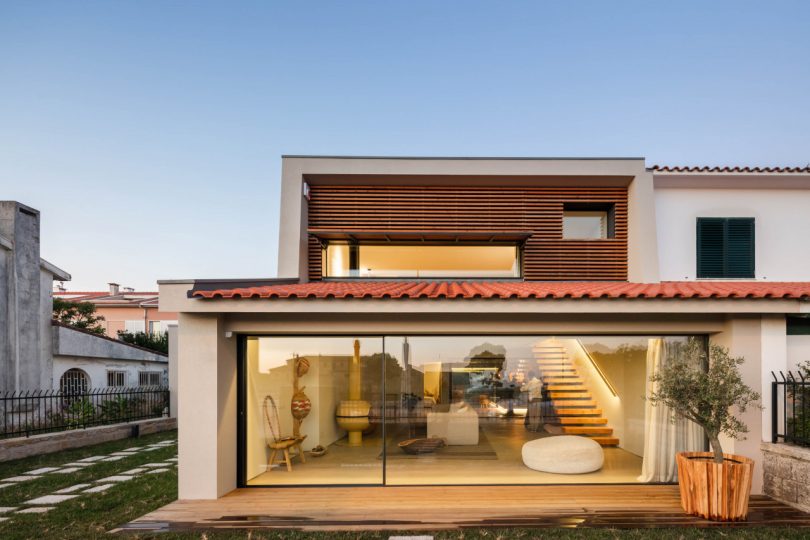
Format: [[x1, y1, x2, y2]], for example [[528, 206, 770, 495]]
[[652, 165, 810, 174], [190, 281, 810, 300]]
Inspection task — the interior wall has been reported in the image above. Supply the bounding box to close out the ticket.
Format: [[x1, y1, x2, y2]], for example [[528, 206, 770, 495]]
[[246, 343, 350, 480]]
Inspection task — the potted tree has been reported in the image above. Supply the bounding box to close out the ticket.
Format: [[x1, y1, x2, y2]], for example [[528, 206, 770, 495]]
[[648, 343, 761, 521]]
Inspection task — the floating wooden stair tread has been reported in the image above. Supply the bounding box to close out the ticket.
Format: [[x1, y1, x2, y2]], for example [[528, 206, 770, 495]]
[[546, 384, 587, 391], [548, 392, 591, 399], [552, 417, 609, 425], [550, 399, 597, 407], [591, 437, 620, 446], [551, 408, 602, 416], [560, 426, 614, 435]]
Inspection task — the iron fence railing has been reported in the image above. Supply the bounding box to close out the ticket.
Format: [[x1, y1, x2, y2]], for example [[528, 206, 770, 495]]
[[0, 386, 170, 439], [772, 371, 810, 448]]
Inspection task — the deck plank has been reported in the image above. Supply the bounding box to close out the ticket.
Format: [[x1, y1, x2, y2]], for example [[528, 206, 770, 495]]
[[119, 485, 810, 532]]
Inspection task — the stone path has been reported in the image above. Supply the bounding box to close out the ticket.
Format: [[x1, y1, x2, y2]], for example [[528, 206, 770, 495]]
[[1, 438, 177, 521]]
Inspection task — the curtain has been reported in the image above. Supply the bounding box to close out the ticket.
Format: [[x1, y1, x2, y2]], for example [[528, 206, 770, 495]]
[[638, 338, 704, 483]]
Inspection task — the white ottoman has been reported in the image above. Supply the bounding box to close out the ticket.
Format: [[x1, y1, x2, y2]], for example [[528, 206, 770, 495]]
[[521, 436, 604, 474]]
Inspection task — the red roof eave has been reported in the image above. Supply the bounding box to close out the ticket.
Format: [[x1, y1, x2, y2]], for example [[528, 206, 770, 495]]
[[189, 281, 810, 301]]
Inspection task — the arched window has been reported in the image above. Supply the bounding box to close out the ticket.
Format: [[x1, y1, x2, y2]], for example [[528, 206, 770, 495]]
[[60, 368, 89, 395]]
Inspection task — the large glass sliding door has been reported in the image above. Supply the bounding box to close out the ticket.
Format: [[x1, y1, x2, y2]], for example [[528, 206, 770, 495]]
[[243, 334, 706, 486]]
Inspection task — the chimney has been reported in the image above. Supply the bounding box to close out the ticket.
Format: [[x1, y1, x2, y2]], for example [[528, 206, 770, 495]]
[[54, 281, 66, 293], [122, 286, 134, 293], [108, 282, 120, 296]]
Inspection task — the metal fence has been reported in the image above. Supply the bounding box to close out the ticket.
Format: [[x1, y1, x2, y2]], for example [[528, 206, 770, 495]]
[[0, 386, 170, 439], [772, 371, 810, 447]]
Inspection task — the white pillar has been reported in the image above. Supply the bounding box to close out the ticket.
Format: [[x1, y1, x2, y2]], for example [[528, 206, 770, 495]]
[[167, 324, 179, 419], [177, 314, 237, 499]]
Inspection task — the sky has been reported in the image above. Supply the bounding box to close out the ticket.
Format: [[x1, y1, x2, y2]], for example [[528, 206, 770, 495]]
[[1, 1, 808, 291]]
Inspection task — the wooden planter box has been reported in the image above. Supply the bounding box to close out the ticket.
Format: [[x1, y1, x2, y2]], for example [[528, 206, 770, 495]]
[[676, 451, 754, 521]]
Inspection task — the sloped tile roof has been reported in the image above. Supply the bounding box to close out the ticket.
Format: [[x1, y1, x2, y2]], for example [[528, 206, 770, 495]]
[[190, 281, 810, 300], [652, 165, 810, 174]]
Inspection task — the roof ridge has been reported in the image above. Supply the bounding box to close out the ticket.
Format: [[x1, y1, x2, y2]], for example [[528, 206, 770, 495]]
[[652, 165, 810, 174]]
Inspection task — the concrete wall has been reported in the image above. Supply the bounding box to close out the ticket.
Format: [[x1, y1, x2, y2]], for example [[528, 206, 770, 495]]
[[0, 202, 44, 391], [177, 313, 236, 499], [53, 324, 167, 363], [655, 188, 810, 281], [0, 417, 176, 462]]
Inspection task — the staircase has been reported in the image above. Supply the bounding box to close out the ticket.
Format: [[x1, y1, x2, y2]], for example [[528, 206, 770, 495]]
[[532, 340, 619, 447]]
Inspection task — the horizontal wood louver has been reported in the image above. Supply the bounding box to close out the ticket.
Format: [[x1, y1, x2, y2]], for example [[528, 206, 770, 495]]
[[307, 185, 628, 281]]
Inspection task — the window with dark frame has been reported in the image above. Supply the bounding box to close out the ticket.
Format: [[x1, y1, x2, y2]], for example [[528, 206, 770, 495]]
[[107, 370, 126, 387], [696, 218, 755, 278], [139, 371, 163, 387], [562, 203, 616, 239]]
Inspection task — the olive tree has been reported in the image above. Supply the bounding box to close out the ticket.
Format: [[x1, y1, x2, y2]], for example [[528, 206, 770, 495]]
[[648, 342, 761, 464]]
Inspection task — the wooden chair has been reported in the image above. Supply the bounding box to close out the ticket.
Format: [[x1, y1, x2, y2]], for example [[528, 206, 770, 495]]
[[263, 395, 306, 472]]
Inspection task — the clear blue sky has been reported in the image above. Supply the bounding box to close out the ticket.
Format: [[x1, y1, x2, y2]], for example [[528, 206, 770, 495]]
[[2, 1, 808, 290]]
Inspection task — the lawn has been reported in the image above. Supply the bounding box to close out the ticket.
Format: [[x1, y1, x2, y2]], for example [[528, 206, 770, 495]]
[[1, 432, 807, 539]]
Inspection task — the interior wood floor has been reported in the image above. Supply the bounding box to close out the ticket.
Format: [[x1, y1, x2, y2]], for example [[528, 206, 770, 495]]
[[248, 418, 643, 486], [120, 486, 810, 532]]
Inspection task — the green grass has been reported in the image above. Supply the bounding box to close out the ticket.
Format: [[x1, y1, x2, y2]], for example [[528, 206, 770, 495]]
[[0, 430, 178, 540], [1, 432, 807, 539]]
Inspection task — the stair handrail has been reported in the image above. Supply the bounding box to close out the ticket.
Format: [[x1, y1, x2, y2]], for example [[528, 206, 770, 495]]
[[574, 339, 618, 397]]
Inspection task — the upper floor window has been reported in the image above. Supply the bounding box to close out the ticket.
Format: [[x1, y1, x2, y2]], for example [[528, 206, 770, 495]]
[[696, 217, 755, 278], [322, 243, 521, 278], [562, 203, 615, 239]]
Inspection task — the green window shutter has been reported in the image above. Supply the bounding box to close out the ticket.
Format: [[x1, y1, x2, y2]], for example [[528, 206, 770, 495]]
[[696, 217, 755, 278], [726, 218, 755, 278], [697, 218, 726, 278]]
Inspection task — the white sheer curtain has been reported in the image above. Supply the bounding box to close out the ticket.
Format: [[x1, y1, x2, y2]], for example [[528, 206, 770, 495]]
[[638, 338, 704, 483]]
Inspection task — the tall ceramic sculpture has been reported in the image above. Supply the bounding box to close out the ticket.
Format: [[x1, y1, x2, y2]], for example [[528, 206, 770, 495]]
[[290, 355, 311, 438], [336, 339, 370, 446]]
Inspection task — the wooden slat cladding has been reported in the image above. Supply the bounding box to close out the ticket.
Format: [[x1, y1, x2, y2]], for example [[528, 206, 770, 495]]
[[307, 185, 628, 281]]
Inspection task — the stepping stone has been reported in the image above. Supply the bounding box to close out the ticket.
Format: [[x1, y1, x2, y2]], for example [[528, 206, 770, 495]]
[[25, 494, 77, 505], [145, 468, 169, 474], [143, 447, 161, 452], [0, 517, 8, 522], [110, 451, 136, 456], [16, 507, 53, 514], [102, 456, 125, 462], [63, 462, 93, 467], [1, 476, 40, 482], [24, 467, 60, 475], [121, 468, 146, 475], [77, 456, 107, 463], [56, 484, 91, 494], [53, 467, 81, 474], [165, 458, 178, 462], [0, 484, 16, 489], [142, 463, 167, 467], [83, 484, 113, 493], [96, 475, 133, 483], [0, 507, 17, 514]]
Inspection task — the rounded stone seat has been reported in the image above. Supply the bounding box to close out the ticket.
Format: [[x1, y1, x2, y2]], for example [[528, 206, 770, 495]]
[[522, 435, 604, 474]]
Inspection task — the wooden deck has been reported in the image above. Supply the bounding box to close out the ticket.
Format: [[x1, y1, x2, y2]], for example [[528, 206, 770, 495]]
[[119, 485, 810, 532]]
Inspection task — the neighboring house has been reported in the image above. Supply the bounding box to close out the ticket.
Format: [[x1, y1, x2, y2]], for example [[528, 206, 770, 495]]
[[55, 284, 178, 338], [159, 157, 810, 501], [0, 201, 169, 394]]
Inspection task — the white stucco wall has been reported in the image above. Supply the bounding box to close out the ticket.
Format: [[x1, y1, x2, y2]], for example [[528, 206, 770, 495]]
[[52, 356, 168, 389], [655, 188, 810, 281], [787, 335, 810, 373]]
